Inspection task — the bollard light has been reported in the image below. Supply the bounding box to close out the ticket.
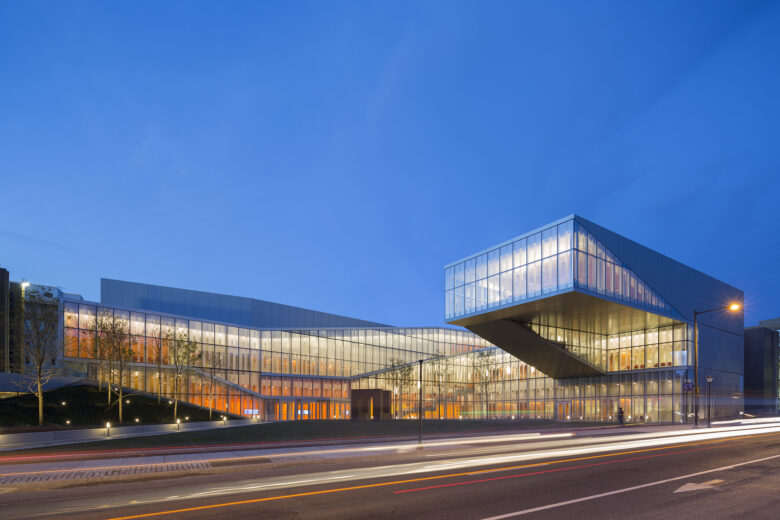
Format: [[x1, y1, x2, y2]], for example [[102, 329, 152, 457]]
[[222, 415, 226, 426], [106, 422, 111, 437], [61, 401, 66, 406], [135, 418, 139, 423], [65, 420, 70, 425], [176, 418, 181, 431]]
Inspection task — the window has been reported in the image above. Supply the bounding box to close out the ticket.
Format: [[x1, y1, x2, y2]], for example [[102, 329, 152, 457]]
[[542, 257, 557, 293], [513, 266, 527, 301], [527, 261, 541, 296], [500, 271, 512, 304], [488, 249, 500, 276], [557, 220, 573, 252], [527, 233, 541, 262], [513, 239, 527, 267], [557, 251, 572, 288], [542, 227, 557, 258], [464, 258, 476, 284], [500, 245, 513, 272], [476, 254, 488, 280]]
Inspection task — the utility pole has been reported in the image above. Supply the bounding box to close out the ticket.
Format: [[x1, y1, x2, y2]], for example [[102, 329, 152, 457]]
[[418, 359, 423, 445]]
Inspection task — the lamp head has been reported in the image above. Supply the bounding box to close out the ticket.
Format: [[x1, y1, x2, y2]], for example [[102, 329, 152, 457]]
[[729, 303, 740, 311], [20, 280, 30, 288]]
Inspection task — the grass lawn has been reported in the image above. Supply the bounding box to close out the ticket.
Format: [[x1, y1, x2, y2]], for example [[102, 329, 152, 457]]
[[0, 384, 241, 430]]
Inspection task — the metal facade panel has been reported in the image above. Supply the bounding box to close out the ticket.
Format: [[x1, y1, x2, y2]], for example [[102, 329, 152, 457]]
[[576, 216, 744, 334], [100, 279, 388, 329]]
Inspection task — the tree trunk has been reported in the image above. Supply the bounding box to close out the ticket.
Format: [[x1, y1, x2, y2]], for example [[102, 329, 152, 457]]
[[208, 396, 212, 420], [106, 370, 114, 406], [37, 378, 43, 426], [173, 376, 178, 420], [157, 366, 161, 404], [118, 384, 123, 423]]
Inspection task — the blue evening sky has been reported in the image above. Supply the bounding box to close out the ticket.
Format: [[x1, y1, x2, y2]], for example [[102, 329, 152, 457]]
[[1, 1, 778, 327]]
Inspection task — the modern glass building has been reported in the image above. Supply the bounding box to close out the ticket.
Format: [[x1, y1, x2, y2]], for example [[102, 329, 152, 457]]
[[1, 215, 748, 423], [444, 215, 744, 422]]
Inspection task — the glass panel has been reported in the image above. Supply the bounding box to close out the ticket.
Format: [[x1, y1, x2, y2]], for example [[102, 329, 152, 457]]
[[464, 282, 476, 314], [454, 262, 464, 287], [542, 227, 557, 258], [454, 286, 464, 316], [557, 251, 572, 288], [527, 233, 541, 263], [445, 290, 454, 318], [513, 238, 527, 267], [476, 279, 488, 310], [464, 258, 476, 284], [542, 257, 557, 293], [576, 251, 587, 287], [488, 249, 500, 276], [500, 271, 512, 304], [527, 261, 541, 296], [487, 275, 500, 307], [445, 267, 454, 290], [500, 244, 513, 272], [557, 220, 573, 252], [513, 266, 527, 301], [476, 254, 488, 280]]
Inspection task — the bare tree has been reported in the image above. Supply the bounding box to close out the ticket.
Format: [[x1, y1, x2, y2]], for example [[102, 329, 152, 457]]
[[91, 310, 115, 403], [429, 349, 448, 419], [19, 290, 60, 426], [165, 328, 200, 421], [397, 363, 415, 419], [202, 360, 219, 420], [471, 349, 493, 419], [386, 358, 404, 419], [95, 313, 132, 423]]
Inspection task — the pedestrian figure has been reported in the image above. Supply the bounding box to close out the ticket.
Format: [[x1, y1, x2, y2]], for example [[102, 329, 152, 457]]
[[617, 407, 625, 426]]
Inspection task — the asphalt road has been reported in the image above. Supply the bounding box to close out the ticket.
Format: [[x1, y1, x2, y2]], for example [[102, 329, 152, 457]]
[[2, 422, 779, 520]]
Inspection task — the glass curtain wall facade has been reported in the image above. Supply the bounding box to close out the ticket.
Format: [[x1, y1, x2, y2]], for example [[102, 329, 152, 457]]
[[445, 218, 677, 322], [356, 347, 691, 423], [62, 299, 491, 421]]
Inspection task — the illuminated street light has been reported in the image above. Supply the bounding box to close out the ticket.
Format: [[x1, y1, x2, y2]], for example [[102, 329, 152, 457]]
[[693, 303, 741, 427], [176, 418, 181, 431], [106, 422, 111, 437], [20, 280, 30, 289]]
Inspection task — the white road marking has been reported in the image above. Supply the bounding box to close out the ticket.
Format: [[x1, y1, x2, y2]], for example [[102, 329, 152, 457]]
[[674, 479, 723, 493], [481, 454, 780, 519]]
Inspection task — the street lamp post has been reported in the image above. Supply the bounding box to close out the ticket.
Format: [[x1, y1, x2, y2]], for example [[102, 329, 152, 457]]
[[418, 360, 423, 445], [693, 303, 740, 427], [706, 375, 713, 428]]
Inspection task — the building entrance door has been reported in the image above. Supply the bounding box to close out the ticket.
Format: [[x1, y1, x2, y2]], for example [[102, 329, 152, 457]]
[[557, 401, 570, 420]]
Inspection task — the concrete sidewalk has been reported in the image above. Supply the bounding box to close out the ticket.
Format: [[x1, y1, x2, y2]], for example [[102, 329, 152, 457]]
[[0, 418, 265, 452]]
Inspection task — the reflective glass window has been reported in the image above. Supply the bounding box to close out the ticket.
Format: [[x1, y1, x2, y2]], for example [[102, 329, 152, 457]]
[[454, 262, 464, 287], [542, 257, 557, 293], [500, 244, 513, 272], [464, 258, 476, 284], [557, 220, 573, 252], [542, 227, 557, 258], [476, 279, 488, 310], [488, 249, 500, 276], [513, 238, 527, 267], [576, 251, 587, 287], [527, 233, 541, 262], [500, 271, 512, 304], [513, 266, 527, 301], [487, 275, 500, 307], [465, 283, 476, 314], [445, 290, 453, 318], [527, 261, 541, 296], [476, 254, 488, 280], [445, 267, 454, 290], [454, 286, 465, 315], [557, 251, 572, 288]]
